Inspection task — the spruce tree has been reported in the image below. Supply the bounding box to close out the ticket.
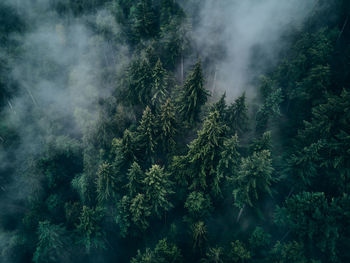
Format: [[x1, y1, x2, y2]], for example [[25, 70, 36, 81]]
[[76, 206, 106, 252], [186, 110, 226, 194], [226, 93, 249, 135], [126, 161, 145, 197], [151, 58, 169, 109], [33, 221, 71, 263], [136, 106, 158, 165], [158, 98, 177, 156], [178, 60, 209, 125], [96, 162, 117, 204], [143, 164, 174, 217], [233, 150, 274, 209]]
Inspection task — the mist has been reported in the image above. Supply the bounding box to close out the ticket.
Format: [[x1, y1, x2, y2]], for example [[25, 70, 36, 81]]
[[184, 0, 317, 99]]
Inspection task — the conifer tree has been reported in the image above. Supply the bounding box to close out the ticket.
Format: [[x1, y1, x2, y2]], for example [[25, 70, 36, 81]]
[[136, 106, 158, 165], [192, 221, 207, 250], [96, 162, 117, 204], [131, 238, 183, 263], [76, 206, 106, 252], [275, 192, 339, 261], [178, 60, 209, 125], [130, 193, 151, 232], [33, 221, 71, 263], [126, 161, 145, 197], [233, 150, 274, 210], [226, 93, 249, 135], [184, 191, 212, 221], [186, 110, 226, 194], [217, 135, 240, 180], [132, 0, 158, 40], [112, 129, 138, 185], [151, 59, 169, 109], [158, 98, 177, 155], [144, 164, 174, 217], [127, 58, 153, 106]]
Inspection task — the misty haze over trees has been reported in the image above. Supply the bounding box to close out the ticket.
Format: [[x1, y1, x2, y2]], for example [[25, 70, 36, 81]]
[[0, 0, 349, 262]]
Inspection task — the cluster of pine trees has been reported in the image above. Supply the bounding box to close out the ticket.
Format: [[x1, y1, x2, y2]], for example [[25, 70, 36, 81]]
[[0, 0, 350, 262]]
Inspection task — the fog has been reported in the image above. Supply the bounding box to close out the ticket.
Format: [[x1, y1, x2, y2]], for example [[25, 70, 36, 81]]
[[183, 0, 317, 99]]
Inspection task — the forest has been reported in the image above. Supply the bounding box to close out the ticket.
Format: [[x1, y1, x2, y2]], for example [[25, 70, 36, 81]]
[[0, 0, 349, 262]]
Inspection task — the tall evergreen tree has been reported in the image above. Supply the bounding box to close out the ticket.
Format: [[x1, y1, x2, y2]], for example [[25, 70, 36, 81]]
[[136, 106, 158, 165], [33, 221, 71, 263], [233, 150, 275, 210], [151, 58, 169, 109], [158, 98, 177, 156], [143, 164, 174, 217], [178, 60, 209, 125], [185, 110, 226, 195], [96, 162, 117, 204]]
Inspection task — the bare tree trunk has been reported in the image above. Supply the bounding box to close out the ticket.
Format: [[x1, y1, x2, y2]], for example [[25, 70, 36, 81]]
[[337, 16, 349, 42], [236, 204, 245, 222], [180, 55, 184, 85], [212, 65, 217, 94]]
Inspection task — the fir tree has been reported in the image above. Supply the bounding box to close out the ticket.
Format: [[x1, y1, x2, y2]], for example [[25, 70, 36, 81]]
[[151, 58, 169, 109], [136, 106, 158, 165], [178, 60, 209, 125], [33, 221, 71, 263], [158, 98, 177, 155], [233, 150, 275, 209], [143, 164, 174, 217], [76, 206, 106, 252], [96, 162, 117, 204]]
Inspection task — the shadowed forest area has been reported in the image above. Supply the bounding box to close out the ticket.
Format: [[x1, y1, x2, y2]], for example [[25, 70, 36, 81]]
[[0, 0, 350, 262]]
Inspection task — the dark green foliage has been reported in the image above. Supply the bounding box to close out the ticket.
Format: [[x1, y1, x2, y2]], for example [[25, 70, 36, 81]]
[[2, 1, 350, 262], [76, 206, 106, 252], [151, 59, 169, 109], [130, 238, 183, 263], [136, 106, 158, 165], [33, 221, 71, 263], [178, 60, 209, 125], [96, 162, 117, 204], [158, 98, 177, 155], [184, 191, 212, 220], [275, 192, 339, 261], [233, 150, 274, 208], [185, 110, 226, 195]]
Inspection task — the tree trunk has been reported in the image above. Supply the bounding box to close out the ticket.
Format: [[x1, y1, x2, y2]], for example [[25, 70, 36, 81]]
[[181, 54, 184, 85], [236, 204, 245, 222]]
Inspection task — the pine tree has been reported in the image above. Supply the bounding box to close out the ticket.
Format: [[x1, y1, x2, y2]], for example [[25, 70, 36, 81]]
[[184, 191, 212, 221], [112, 129, 137, 185], [158, 98, 177, 155], [96, 162, 117, 204], [178, 60, 209, 125], [186, 110, 226, 194], [127, 58, 153, 106], [151, 59, 169, 109], [275, 192, 339, 261], [226, 93, 249, 135], [217, 135, 240, 180], [115, 195, 131, 238], [126, 161, 145, 197], [228, 240, 251, 263], [143, 164, 174, 217], [136, 106, 158, 165], [130, 193, 151, 232], [33, 221, 71, 263], [233, 150, 274, 209], [132, 0, 158, 40], [131, 238, 183, 263], [192, 221, 207, 250], [76, 206, 106, 252]]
